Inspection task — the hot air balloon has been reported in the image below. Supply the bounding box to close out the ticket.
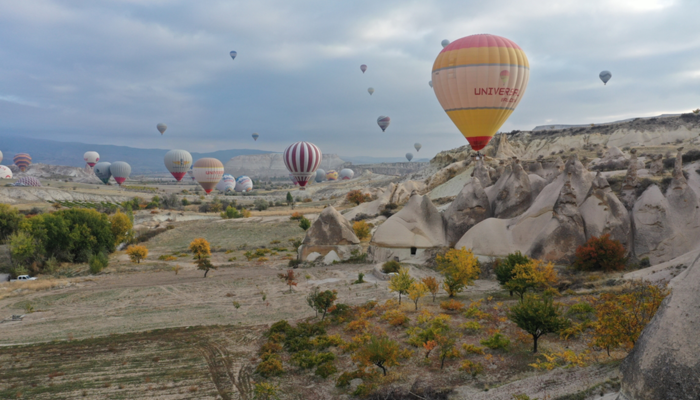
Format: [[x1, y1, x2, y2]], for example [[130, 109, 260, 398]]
[[164, 149, 192, 182], [289, 174, 299, 186], [187, 166, 195, 181], [193, 158, 224, 194], [432, 34, 529, 153], [230, 51, 237, 60], [414, 143, 422, 152], [13, 153, 31, 172], [0, 165, 12, 179], [0, 150, 3, 164], [83, 151, 100, 167], [377, 116, 391, 132], [360, 64, 367, 73], [599, 70, 612, 85], [252, 132, 259, 141], [110, 162, 131, 186], [94, 162, 112, 184], [326, 170, 338, 181], [441, 39, 450, 48], [283, 141, 322, 188], [216, 174, 236, 192], [315, 168, 326, 183], [235, 176, 254, 192], [406, 153, 414, 162], [368, 87, 374, 95], [222, 182, 236, 193], [13, 176, 41, 187], [429, 81, 433, 88], [157, 123, 167, 135], [339, 168, 354, 180]]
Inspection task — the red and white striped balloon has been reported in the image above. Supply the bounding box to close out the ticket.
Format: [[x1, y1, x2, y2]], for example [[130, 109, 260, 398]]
[[283, 141, 322, 188]]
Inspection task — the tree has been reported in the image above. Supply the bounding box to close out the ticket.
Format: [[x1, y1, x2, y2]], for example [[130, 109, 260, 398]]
[[346, 190, 371, 205], [109, 210, 132, 246], [573, 234, 627, 272], [436, 334, 460, 369], [352, 221, 371, 240], [278, 269, 298, 293], [286, 192, 294, 206], [190, 238, 216, 277], [388, 267, 414, 304], [505, 259, 558, 300], [355, 336, 400, 376], [89, 252, 109, 274], [509, 294, 569, 353], [126, 245, 148, 263], [9, 231, 38, 267], [299, 217, 311, 231], [421, 276, 440, 302], [0, 204, 23, 243], [407, 282, 428, 310], [593, 280, 668, 355], [436, 247, 480, 297], [306, 289, 338, 320], [254, 199, 269, 211], [495, 251, 530, 296]]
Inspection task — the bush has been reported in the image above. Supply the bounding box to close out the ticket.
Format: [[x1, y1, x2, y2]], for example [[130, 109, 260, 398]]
[[299, 217, 311, 231], [255, 355, 284, 377], [440, 299, 465, 312], [254, 199, 270, 211], [126, 245, 148, 263], [480, 333, 510, 350], [89, 252, 109, 274], [382, 260, 401, 274], [289, 212, 304, 221], [384, 203, 398, 210], [221, 206, 240, 219], [353, 220, 371, 240], [494, 251, 530, 292], [460, 321, 482, 334], [314, 362, 337, 379], [573, 234, 626, 272], [459, 360, 484, 376], [9, 231, 39, 267], [461, 344, 485, 355], [0, 204, 23, 243], [346, 190, 371, 205]]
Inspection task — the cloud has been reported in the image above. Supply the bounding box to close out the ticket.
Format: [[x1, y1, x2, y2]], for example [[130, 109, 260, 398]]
[[0, 0, 698, 161]]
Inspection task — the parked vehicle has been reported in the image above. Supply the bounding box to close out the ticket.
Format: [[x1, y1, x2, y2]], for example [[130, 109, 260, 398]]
[[10, 275, 36, 282]]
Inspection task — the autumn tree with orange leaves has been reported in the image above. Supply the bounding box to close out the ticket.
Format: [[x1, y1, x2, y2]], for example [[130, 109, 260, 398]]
[[278, 269, 298, 293], [573, 234, 627, 272]]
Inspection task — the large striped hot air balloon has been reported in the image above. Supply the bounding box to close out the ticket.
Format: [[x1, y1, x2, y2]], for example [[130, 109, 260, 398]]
[[339, 168, 354, 180], [235, 176, 253, 192], [110, 162, 131, 186], [164, 149, 192, 181], [326, 170, 338, 181], [83, 151, 100, 167], [0, 165, 12, 179], [432, 34, 529, 152], [13, 153, 31, 172], [377, 116, 390, 132], [94, 162, 112, 184], [283, 141, 322, 188], [193, 158, 224, 194], [13, 176, 41, 187], [315, 169, 326, 183]]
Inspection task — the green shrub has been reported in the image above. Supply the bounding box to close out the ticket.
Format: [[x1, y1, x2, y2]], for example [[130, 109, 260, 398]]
[[89, 252, 109, 274], [315, 362, 337, 379], [480, 333, 510, 350], [494, 251, 530, 291], [254, 199, 269, 211], [382, 260, 401, 274], [566, 302, 595, 321], [255, 356, 284, 377], [299, 217, 311, 231], [0, 204, 23, 243]]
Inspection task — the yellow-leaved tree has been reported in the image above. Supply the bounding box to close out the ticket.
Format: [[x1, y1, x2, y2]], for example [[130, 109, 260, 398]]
[[109, 210, 133, 246], [190, 238, 216, 277], [126, 245, 148, 263], [505, 259, 558, 300], [407, 282, 428, 310], [388, 267, 414, 304], [436, 247, 480, 297]]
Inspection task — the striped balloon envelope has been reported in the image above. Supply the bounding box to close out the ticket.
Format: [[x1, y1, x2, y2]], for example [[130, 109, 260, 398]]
[[13, 176, 41, 187], [289, 173, 299, 186], [339, 168, 354, 180], [283, 141, 322, 188], [235, 176, 253, 192], [13, 153, 32, 172], [83, 151, 100, 167], [0, 165, 13, 179], [193, 158, 224, 194], [432, 34, 529, 151], [377, 116, 391, 132]]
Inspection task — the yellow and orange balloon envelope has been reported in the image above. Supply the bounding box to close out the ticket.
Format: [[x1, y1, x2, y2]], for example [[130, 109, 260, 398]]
[[432, 34, 529, 151]]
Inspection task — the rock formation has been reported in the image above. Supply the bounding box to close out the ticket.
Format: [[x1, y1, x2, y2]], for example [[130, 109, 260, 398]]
[[299, 206, 361, 262], [491, 158, 533, 219], [529, 173, 586, 263], [443, 177, 492, 246], [589, 146, 629, 171], [579, 172, 631, 249], [648, 154, 663, 176], [369, 194, 446, 262], [620, 149, 640, 209], [619, 259, 700, 400], [473, 156, 493, 187], [495, 133, 518, 159]]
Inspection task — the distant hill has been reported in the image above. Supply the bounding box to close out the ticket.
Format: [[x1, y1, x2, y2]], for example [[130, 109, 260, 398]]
[[343, 156, 430, 164], [0, 135, 271, 174]]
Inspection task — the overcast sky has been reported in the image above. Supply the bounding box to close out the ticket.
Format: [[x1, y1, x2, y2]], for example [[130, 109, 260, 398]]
[[1, 0, 699, 159]]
